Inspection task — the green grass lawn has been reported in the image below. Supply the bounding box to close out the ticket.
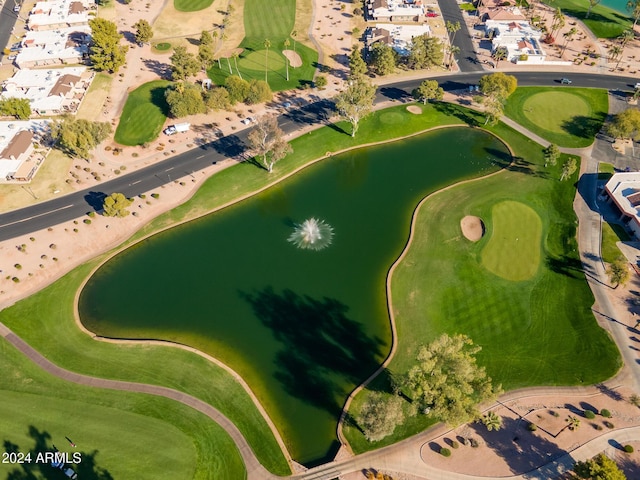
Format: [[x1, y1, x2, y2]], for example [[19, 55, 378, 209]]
[[504, 87, 608, 148], [602, 221, 631, 263], [174, 0, 213, 12], [0, 338, 244, 480], [343, 119, 621, 454], [208, 0, 318, 91], [599, 161, 616, 180], [481, 201, 542, 281], [114, 80, 172, 146], [2, 102, 621, 466], [543, 0, 631, 38]]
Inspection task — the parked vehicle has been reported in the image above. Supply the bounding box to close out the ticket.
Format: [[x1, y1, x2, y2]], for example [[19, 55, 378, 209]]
[[163, 122, 190, 135]]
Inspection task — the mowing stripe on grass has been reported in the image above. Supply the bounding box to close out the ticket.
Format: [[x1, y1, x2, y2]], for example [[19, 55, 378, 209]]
[[481, 201, 542, 281]]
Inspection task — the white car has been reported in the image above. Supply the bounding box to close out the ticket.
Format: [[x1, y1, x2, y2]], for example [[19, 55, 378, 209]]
[[635, 82, 640, 90]]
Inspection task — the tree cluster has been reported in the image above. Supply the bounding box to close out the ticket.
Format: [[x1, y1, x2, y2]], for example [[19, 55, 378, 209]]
[[357, 392, 405, 442], [573, 453, 626, 480], [0, 97, 31, 119], [407, 35, 444, 70], [607, 108, 640, 141], [89, 18, 128, 73], [50, 117, 111, 159], [170, 46, 200, 81], [479, 72, 517, 125], [102, 192, 133, 217]]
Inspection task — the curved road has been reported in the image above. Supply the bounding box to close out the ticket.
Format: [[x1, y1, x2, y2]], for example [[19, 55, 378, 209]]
[[0, 72, 637, 242]]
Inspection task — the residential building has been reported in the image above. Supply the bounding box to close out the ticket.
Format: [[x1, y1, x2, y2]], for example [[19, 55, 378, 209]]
[[366, 0, 426, 22], [605, 172, 640, 239], [0, 121, 50, 182], [365, 23, 431, 55], [485, 19, 546, 63], [16, 26, 91, 68], [479, 6, 526, 22], [28, 0, 95, 31], [1, 67, 94, 116]]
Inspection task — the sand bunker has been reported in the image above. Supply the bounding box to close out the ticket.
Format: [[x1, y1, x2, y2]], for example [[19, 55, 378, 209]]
[[406, 105, 422, 114], [283, 49, 302, 67], [461, 215, 485, 241]]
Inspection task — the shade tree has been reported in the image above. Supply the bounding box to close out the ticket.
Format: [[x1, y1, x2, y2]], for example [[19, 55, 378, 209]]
[[133, 19, 153, 45], [573, 453, 626, 480], [50, 117, 111, 159], [247, 114, 292, 173], [102, 193, 133, 218], [170, 46, 200, 80], [89, 18, 128, 73], [413, 80, 443, 104], [357, 392, 405, 442], [335, 77, 376, 137]]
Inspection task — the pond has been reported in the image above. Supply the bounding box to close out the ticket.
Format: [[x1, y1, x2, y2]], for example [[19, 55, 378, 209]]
[[78, 126, 510, 465]]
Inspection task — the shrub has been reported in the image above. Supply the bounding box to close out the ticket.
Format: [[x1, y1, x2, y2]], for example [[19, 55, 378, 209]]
[[40, 255, 47, 260], [88, 211, 95, 218], [584, 410, 596, 419], [12, 277, 19, 283], [49, 244, 56, 249], [551, 410, 560, 417], [440, 447, 451, 457], [604, 421, 614, 429], [451, 440, 459, 449], [14, 264, 22, 270], [139, 194, 146, 199], [29, 237, 35, 242], [527, 422, 537, 431], [469, 438, 479, 448], [53, 258, 58, 262], [600, 409, 611, 418], [624, 444, 634, 453], [354, 6, 362, 15], [151, 193, 159, 199], [83, 219, 92, 225]]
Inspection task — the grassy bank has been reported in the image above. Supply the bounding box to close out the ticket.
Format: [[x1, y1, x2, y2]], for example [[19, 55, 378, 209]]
[[544, 0, 631, 38], [114, 81, 172, 146]]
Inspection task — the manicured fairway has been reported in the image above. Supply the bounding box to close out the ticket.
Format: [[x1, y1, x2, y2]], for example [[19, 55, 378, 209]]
[[114, 80, 172, 146], [174, 0, 213, 12], [543, 0, 631, 38], [504, 87, 608, 148], [207, 0, 317, 90], [481, 201, 542, 281], [0, 338, 244, 480]]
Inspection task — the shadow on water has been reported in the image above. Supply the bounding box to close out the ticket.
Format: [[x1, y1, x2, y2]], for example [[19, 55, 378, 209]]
[[239, 287, 386, 415], [3, 426, 113, 480]]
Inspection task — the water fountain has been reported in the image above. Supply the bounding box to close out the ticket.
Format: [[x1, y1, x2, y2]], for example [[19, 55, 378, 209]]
[[288, 218, 334, 250]]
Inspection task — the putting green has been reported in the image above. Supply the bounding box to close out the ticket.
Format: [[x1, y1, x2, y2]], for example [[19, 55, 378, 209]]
[[481, 201, 542, 281], [522, 91, 591, 135], [239, 49, 286, 73]]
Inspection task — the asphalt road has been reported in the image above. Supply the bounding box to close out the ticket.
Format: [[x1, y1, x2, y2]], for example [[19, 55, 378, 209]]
[[0, 0, 20, 62], [0, 72, 637, 241], [436, 0, 484, 72]]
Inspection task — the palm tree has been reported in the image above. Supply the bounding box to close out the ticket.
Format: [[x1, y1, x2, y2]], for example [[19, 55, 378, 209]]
[[586, 0, 602, 18], [283, 38, 291, 81], [492, 46, 508, 67], [551, 8, 565, 41], [446, 20, 461, 45], [447, 45, 460, 70], [566, 415, 581, 431], [264, 38, 271, 82], [609, 43, 623, 69], [628, 0, 640, 28], [233, 51, 242, 80], [482, 411, 502, 431], [562, 27, 577, 55], [291, 29, 298, 53], [620, 29, 635, 48]]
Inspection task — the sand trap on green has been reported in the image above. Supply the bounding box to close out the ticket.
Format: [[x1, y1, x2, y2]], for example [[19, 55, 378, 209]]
[[239, 50, 286, 72], [481, 201, 542, 281], [522, 91, 590, 135]]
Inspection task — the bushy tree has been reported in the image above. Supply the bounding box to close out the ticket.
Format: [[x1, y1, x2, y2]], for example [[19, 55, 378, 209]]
[[607, 108, 640, 141], [482, 411, 502, 431], [607, 256, 630, 288], [247, 114, 292, 173], [349, 47, 368, 79], [401, 334, 502, 426], [413, 80, 443, 104], [408, 35, 444, 69], [479, 72, 517, 99], [560, 157, 578, 181], [102, 192, 133, 218], [357, 392, 405, 442], [198, 30, 215, 70], [204, 87, 231, 111], [50, 118, 111, 159], [543, 143, 560, 167], [89, 18, 128, 73], [170, 46, 200, 81], [0, 97, 31, 119], [224, 75, 250, 104], [165, 82, 206, 118], [245, 79, 273, 105], [369, 42, 396, 76], [133, 19, 153, 45], [573, 453, 626, 480], [335, 78, 376, 137]]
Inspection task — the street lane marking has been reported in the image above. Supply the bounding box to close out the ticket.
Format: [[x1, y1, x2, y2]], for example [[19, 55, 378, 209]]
[[1, 204, 74, 227]]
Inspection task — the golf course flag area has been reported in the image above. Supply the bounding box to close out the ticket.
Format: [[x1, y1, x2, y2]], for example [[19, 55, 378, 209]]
[[207, 0, 318, 90], [481, 201, 542, 281]]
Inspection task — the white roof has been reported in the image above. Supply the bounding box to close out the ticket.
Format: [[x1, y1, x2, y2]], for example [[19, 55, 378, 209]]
[[375, 23, 430, 42], [29, 11, 89, 28], [16, 43, 88, 68], [22, 25, 91, 47], [1, 67, 87, 114], [0, 121, 49, 179], [606, 172, 640, 221]]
